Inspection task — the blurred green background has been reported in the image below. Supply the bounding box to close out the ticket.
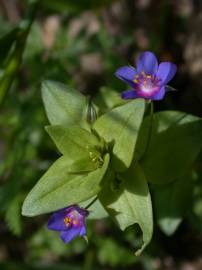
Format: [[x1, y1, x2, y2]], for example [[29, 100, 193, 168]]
[[1, 0, 202, 269]]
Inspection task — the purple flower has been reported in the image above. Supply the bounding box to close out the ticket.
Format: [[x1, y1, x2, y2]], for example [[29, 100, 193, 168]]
[[47, 205, 89, 243], [115, 51, 177, 100]]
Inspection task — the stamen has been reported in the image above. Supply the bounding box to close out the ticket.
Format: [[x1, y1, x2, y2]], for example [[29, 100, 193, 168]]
[[64, 217, 71, 226], [73, 220, 79, 225], [133, 71, 161, 98], [141, 71, 146, 76]]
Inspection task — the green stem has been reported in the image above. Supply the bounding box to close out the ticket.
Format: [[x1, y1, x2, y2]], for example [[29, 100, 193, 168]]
[[0, 0, 38, 107], [85, 196, 98, 210], [84, 250, 94, 270], [142, 101, 154, 159]]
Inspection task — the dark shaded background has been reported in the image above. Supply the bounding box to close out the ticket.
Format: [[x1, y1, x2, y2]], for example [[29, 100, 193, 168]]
[[1, 0, 202, 269]]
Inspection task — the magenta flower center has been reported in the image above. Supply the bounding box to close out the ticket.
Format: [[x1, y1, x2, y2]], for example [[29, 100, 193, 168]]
[[63, 210, 83, 228], [133, 71, 161, 98]]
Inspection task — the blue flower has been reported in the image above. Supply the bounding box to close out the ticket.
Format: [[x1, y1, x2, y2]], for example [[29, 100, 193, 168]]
[[47, 205, 89, 243], [115, 51, 177, 100]]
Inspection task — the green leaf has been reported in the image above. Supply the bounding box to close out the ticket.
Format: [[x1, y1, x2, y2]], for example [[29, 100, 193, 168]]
[[0, 27, 19, 65], [5, 195, 22, 236], [137, 111, 202, 184], [152, 172, 194, 235], [41, 81, 87, 128], [93, 99, 145, 171], [99, 164, 153, 255], [68, 156, 100, 173], [93, 87, 125, 114], [22, 154, 110, 216], [46, 125, 104, 170], [0, 1, 37, 106], [45, 125, 102, 155]]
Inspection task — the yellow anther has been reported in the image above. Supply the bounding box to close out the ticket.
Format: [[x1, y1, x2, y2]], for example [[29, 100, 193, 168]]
[[134, 79, 138, 83], [73, 220, 78, 225], [141, 71, 146, 76], [64, 217, 71, 226]]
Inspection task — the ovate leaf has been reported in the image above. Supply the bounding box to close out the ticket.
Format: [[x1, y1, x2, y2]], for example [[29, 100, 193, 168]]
[[46, 125, 104, 170], [22, 154, 110, 216], [137, 111, 202, 184], [152, 172, 194, 235], [42, 81, 87, 128], [93, 99, 145, 171], [99, 164, 153, 255], [46, 125, 102, 156]]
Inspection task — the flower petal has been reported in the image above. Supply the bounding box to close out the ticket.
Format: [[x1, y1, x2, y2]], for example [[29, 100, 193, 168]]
[[79, 225, 86, 236], [115, 66, 137, 85], [47, 210, 67, 231], [76, 207, 89, 217], [137, 51, 158, 75], [156, 62, 177, 85], [152, 86, 166, 100], [60, 227, 81, 243], [121, 89, 139, 100]]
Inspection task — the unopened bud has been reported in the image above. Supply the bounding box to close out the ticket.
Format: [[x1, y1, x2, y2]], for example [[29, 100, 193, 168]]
[[87, 98, 97, 124]]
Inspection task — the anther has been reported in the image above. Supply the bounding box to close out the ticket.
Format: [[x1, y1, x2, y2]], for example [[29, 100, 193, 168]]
[[64, 217, 71, 226], [89, 152, 94, 158], [141, 71, 146, 76], [73, 220, 78, 225]]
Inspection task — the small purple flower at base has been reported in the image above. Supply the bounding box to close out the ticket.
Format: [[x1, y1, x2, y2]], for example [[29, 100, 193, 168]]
[[47, 205, 89, 244], [115, 51, 177, 101]]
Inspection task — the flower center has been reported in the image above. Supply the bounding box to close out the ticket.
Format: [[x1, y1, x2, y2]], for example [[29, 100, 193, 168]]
[[64, 210, 83, 228], [133, 71, 161, 98], [64, 217, 71, 226]]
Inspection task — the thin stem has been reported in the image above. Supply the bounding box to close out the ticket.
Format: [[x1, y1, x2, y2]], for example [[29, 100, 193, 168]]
[[0, 0, 38, 107], [85, 196, 98, 210], [142, 101, 154, 159]]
